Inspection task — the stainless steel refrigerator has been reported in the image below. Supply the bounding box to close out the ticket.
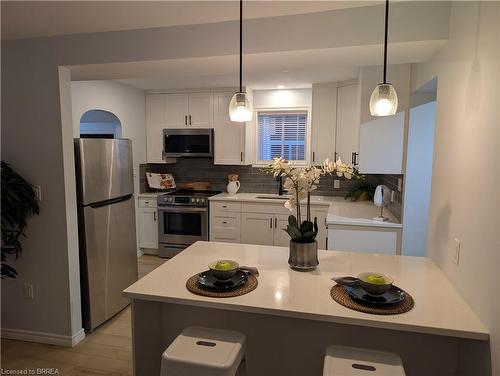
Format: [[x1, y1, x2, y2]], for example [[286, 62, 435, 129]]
[[74, 138, 138, 331]]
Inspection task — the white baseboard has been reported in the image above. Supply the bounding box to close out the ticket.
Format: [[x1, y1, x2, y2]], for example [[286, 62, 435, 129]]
[[1, 327, 86, 347]]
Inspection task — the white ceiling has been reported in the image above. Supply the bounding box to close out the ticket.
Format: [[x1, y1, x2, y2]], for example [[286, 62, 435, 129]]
[[70, 40, 447, 90], [1, 1, 379, 40]]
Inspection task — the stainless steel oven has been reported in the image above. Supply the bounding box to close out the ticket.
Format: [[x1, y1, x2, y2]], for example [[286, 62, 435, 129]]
[[157, 190, 219, 258]]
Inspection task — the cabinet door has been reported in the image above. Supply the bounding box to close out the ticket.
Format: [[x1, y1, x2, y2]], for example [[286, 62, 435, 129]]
[[146, 94, 166, 163], [311, 87, 337, 164], [241, 213, 274, 246], [311, 208, 328, 250], [358, 111, 405, 174], [138, 208, 158, 249], [164, 94, 189, 128], [327, 227, 398, 255], [273, 214, 291, 247], [188, 93, 213, 128], [213, 92, 245, 165], [336, 84, 360, 164]]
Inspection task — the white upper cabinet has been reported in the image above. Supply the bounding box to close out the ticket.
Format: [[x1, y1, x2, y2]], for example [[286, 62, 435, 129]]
[[164, 94, 189, 128], [358, 111, 405, 174], [213, 92, 246, 165], [311, 86, 337, 164], [188, 93, 213, 128], [146, 94, 166, 163], [335, 84, 361, 165]]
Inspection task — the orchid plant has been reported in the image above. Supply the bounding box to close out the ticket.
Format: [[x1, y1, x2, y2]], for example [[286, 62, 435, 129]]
[[264, 157, 359, 243]]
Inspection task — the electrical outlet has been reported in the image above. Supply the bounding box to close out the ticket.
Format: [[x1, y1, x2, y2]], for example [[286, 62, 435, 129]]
[[390, 190, 395, 203], [333, 180, 340, 189], [453, 238, 461, 265], [34, 185, 42, 201], [397, 178, 402, 192], [24, 283, 34, 300]]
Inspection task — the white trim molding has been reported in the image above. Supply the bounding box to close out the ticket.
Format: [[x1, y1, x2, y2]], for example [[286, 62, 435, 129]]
[[1, 327, 86, 347]]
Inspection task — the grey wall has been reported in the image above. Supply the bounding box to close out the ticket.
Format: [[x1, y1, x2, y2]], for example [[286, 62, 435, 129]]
[[412, 2, 500, 374]]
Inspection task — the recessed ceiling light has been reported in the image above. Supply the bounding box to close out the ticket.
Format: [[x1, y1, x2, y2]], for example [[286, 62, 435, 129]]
[[277, 85, 285, 89]]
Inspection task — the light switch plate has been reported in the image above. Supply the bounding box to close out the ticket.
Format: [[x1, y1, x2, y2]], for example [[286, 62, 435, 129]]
[[453, 238, 461, 265], [333, 180, 340, 189]]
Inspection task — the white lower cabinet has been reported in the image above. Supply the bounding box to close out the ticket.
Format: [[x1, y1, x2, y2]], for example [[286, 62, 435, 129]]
[[138, 198, 159, 253], [210, 201, 330, 248], [327, 225, 402, 255], [241, 213, 275, 246]]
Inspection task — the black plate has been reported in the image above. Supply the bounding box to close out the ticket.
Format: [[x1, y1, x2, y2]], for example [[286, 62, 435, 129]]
[[344, 284, 406, 305], [197, 269, 248, 290]]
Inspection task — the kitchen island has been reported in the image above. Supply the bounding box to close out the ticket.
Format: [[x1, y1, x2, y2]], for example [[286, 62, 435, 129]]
[[124, 241, 489, 376]]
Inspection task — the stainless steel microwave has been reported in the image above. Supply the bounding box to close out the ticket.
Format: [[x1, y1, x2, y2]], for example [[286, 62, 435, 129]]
[[163, 128, 214, 158]]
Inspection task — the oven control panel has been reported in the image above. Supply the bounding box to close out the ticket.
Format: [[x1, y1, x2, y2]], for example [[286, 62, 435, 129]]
[[158, 194, 208, 207]]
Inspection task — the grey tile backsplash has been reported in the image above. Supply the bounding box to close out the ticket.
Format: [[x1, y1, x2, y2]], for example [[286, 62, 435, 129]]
[[140, 159, 403, 220]]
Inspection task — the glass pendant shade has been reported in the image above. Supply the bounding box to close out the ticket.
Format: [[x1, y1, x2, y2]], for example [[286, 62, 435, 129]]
[[229, 92, 253, 122], [369, 83, 398, 116]]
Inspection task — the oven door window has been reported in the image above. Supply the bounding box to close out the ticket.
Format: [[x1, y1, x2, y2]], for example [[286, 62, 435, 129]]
[[163, 211, 202, 236]]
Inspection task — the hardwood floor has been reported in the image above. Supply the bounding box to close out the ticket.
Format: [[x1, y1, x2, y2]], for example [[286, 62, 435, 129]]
[[1, 254, 166, 375]]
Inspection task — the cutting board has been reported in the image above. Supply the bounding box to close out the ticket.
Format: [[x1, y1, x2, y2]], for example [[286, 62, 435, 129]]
[[177, 182, 211, 191]]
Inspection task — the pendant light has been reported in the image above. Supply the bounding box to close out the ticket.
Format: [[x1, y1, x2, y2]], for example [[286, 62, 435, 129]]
[[229, 0, 253, 122], [369, 0, 398, 117]]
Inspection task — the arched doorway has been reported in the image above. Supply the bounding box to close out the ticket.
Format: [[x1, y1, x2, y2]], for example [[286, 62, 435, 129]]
[[79, 109, 122, 138]]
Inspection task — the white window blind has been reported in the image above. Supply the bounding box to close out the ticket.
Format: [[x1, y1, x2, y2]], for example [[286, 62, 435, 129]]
[[257, 111, 308, 162]]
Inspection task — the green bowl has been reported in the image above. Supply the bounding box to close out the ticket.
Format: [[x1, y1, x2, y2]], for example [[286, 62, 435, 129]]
[[208, 260, 239, 280], [357, 272, 394, 295]]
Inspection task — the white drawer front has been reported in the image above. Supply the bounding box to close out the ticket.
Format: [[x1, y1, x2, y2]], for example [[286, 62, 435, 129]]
[[241, 202, 289, 215], [210, 201, 241, 213], [210, 213, 240, 233], [139, 198, 157, 208], [210, 232, 241, 243]]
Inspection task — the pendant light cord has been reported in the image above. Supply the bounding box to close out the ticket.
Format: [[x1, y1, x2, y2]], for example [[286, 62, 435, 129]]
[[239, 0, 243, 93], [383, 0, 389, 84]]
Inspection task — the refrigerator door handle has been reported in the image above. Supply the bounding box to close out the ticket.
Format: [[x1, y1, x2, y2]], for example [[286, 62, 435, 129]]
[[88, 194, 133, 209]]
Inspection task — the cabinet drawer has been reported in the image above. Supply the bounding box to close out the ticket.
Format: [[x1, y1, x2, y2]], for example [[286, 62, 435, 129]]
[[210, 201, 241, 213], [241, 202, 290, 215], [210, 232, 241, 243], [139, 198, 158, 208], [210, 213, 240, 233]]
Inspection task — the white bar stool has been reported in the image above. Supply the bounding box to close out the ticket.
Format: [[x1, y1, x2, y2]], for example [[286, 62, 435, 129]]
[[160, 326, 246, 376], [323, 345, 406, 376]]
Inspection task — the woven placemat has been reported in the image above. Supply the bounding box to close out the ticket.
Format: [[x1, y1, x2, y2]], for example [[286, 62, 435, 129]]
[[330, 285, 414, 315], [186, 273, 258, 298]]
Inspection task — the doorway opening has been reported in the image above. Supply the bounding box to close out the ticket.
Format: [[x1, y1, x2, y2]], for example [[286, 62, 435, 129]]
[[80, 109, 122, 138], [402, 77, 437, 256]]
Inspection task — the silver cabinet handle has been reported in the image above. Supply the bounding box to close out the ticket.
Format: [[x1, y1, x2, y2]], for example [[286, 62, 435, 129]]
[[153, 212, 157, 221], [189, 115, 192, 125], [222, 221, 227, 224], [274, 217, 277, 228], [270, 218, 273, 228], [312, 151, 315, 163], [184, 115, 187, 126], [240, 152, 243, 162], [222, 205, 227, 208]]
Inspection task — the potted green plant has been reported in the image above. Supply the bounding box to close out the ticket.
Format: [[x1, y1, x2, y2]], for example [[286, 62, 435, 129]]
[[264, 158, 359, 271], [1, 161, 40, 278]]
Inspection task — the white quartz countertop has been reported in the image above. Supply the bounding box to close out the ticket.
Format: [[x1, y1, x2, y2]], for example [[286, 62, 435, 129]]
[[209, 192, 338, 206], [327, 200, 402, 228], [124, 241, 488, 340]]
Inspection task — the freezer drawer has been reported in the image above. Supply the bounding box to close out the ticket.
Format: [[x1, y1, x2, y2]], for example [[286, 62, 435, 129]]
[[79, 196, 138, 331]]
